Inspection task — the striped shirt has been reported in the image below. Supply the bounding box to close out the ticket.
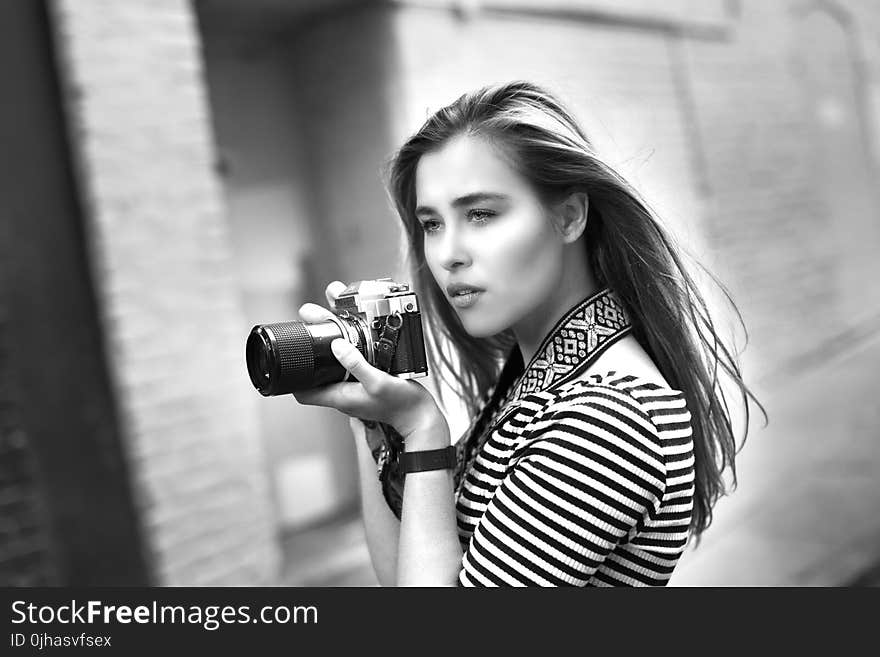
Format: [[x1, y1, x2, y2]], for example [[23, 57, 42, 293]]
[[454, 370, 695, 586]]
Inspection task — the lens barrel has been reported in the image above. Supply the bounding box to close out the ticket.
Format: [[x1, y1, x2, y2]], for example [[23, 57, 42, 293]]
[[245, 318, 367, 395]]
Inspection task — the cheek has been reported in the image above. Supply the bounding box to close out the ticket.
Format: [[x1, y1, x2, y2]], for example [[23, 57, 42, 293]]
[[423, 243, 443, 285], [486, 214, 561, 287]]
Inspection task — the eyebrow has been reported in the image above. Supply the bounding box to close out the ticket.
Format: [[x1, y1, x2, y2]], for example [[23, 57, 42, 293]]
[[415, 192, 511, 217]]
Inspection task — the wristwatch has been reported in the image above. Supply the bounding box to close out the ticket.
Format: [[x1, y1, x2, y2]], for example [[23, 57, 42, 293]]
[[400, 445, 457, 474]]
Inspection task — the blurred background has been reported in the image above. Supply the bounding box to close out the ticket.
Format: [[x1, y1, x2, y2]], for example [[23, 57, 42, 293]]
[[1, 0, 878, 586]]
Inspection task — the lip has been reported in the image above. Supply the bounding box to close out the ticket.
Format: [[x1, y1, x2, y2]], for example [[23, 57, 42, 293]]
[[446, 282, 485, 298], [449, 290, 483, 309]]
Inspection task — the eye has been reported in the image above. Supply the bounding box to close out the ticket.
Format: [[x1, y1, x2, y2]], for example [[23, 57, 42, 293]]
[[467, 208, 496, 224], [419, 219, 441, 234]]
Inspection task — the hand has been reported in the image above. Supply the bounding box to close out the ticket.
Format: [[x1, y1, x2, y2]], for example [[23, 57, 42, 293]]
[[292, 282, 447, 440]]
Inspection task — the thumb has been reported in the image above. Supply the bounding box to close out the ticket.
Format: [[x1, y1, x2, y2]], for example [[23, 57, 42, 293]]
[[330, 339, 380, 390]]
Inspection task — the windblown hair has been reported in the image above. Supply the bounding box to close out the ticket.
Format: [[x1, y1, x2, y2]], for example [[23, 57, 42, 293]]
[[384, 81, 766, 541]]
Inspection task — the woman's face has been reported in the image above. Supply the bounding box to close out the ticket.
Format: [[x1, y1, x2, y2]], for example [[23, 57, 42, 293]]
[[415, 134, 567, 338]]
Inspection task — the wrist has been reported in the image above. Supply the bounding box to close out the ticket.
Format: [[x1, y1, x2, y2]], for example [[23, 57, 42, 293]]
[[396, 397, 449, 447], [402, 417, 450, 452]]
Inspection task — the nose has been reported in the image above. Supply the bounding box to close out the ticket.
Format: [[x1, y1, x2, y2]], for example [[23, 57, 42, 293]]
[[437, 222, 472, 272]]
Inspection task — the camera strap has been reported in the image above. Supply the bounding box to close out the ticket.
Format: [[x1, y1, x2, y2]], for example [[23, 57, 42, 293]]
[[373, 311, 403, 373], [357, 311, 407, 518]]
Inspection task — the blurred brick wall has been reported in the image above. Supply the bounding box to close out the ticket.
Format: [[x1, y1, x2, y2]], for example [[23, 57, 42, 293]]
[[0, 0, 61, 588], [2, 0, 151, 586], [682, 0, 880, 381], [48, 0, 280, 585]]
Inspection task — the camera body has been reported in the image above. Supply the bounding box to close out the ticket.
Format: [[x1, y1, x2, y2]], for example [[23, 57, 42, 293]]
[[246, 278, 428, 396], [332, 279, 427, 379]]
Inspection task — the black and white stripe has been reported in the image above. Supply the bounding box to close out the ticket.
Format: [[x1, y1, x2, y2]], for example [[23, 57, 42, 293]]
[[455, 371, 695, 587]]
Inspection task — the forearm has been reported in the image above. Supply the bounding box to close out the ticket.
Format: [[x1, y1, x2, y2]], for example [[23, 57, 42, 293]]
[[353, 434, 400, 586], [396, 422, 463, 586]]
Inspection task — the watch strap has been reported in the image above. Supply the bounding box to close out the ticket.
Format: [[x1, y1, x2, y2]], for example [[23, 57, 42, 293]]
[[400, 445, 457, 474]]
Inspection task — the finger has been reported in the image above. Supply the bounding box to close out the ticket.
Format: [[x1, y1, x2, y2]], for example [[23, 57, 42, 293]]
[[325, 280, 347, 307], [292, 382, 369, 415], [330, 339, 384, 393], [298, 302, 336, 323]]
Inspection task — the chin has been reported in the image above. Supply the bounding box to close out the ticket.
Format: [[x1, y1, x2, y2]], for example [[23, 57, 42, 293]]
[[459, 314, 509, 339]]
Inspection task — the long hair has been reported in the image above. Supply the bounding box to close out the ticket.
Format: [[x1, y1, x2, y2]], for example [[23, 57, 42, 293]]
[[385, 81, 766, 541]]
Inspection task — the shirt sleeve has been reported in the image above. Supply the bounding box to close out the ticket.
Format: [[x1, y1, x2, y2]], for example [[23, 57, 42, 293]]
[[457, 391, 667, 586]]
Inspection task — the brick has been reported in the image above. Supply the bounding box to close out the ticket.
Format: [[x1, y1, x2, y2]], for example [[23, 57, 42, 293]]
[[50, 0, 280, 585]]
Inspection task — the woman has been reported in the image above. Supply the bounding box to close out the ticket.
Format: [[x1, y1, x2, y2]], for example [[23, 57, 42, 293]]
[[294, 81, 764, 586]]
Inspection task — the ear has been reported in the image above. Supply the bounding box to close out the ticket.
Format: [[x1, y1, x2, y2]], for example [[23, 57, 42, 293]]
[[553, 192, 589, 244]]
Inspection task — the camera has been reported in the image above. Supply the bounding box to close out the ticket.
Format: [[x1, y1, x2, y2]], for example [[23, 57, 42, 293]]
[[245, 278, 428, 396]]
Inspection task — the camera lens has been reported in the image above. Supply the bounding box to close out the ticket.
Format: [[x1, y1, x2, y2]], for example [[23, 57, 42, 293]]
[[246, 328, 278, 391], [245, 317, 369, 396], [257, 348, 270, 380]]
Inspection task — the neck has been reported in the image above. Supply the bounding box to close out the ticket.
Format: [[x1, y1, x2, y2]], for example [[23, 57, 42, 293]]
[[512, 240, 597, 366]]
